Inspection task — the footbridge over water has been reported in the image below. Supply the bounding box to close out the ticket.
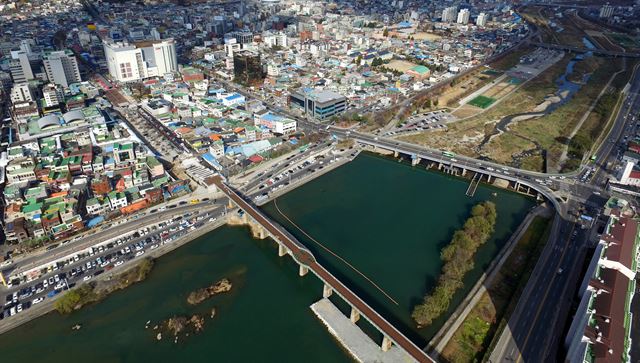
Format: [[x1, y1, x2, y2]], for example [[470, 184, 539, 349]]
[[211, 176, 434, 363]]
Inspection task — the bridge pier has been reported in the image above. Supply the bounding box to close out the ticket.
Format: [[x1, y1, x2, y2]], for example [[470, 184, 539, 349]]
[[393, 150, 398, 158], [299, 265, 309, 277], [278, 243, 288, 257], [411, 157, 421, 166], [323, 283, 333, 298], [461, 168, 466, 176], [350, 307, 360, 323], [227, 199, 234, 209], [438, 162, 442, 170], [487, 174, 492, 183], [381, 335, 393, 352]]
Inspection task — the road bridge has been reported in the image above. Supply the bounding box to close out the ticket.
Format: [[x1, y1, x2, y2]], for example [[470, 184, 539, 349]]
[[530, 42, 640, 58], [211, 176, 434, 363]]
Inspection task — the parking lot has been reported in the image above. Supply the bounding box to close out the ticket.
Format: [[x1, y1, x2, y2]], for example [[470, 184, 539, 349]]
[[384, 110, 454, 137], [1, 209, 221, 321]]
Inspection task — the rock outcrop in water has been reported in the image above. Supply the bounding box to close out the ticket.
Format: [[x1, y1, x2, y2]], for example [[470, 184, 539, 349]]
[[187, 278, 232, 305], [163, 314, 205, 338]]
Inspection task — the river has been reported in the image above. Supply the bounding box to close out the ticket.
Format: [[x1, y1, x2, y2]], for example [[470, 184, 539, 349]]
[[0, 152, 534, 361]]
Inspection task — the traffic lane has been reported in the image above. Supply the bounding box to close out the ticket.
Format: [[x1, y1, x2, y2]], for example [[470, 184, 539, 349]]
[[2, 209, 224, 319], [492, 218, 568, 361], [519, 228, 586, 362], [506, 221, 581, 362], [3, 201, 225, 281]]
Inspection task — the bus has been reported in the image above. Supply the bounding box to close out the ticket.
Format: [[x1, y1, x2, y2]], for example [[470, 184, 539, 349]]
[[442, 151, 455, 158]]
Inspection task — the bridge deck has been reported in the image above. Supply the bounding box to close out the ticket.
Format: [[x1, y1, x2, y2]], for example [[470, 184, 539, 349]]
[[212, 176, 433, 363]]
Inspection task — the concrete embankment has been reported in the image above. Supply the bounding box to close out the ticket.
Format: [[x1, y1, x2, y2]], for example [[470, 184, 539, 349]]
[[310, 298, 417, 363]]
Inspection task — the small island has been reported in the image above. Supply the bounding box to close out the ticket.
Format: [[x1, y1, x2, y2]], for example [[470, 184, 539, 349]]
[[412, 201, 497, 327], [187, 278, 232, 305]]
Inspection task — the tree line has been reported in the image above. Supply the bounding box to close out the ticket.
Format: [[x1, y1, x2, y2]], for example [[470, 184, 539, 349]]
[[412, 201, 497, 327]]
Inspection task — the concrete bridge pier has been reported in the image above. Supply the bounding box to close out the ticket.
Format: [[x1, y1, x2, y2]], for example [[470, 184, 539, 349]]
[[299, 265, 309, 277], [461, 168, 467, 176], [278, 243, 288, 257], [438, 162, 443, 170], [393, 150, 399, 158], [381, 335, 393, 352], [323, 284, 333, 298], [350, 307, 360, 323], [487, 174, 492, 183], [227, 199, 234, 209], [411, 157, 421, 166]]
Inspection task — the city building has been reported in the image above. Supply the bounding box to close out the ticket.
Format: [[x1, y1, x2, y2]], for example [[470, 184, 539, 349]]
[[10, 82, 33, 103], [43, 50, 81, 88], [442, 6, 458, 23], [103, 39, 177, 83], [476, 12, 488, 27], [233, 50, 264, 86], [457, 9, 470, 25], [9, 50, 34, 83], [42, 83, 64, 109], [600, 4, 615, 18], [565, 211, 637, 363], [289, 88, 347, 120]]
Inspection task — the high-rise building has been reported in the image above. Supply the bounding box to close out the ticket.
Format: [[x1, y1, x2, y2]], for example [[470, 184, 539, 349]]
[[9, 50, 34, 83], [10, 83, 33, 103], [457, 9, 470, 25], [233, 50, 264, 86], [103, 39, 177, 83], [599, 4, 614, 18], [42, 83, 64, 109], [476, 12, 488, 27], [441, 6, 457, 23], [43, 50, 81, 88]]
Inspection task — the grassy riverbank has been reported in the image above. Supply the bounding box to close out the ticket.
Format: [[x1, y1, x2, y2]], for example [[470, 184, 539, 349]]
[[440, 216, 551, 363], [412, 202, 497, 327]]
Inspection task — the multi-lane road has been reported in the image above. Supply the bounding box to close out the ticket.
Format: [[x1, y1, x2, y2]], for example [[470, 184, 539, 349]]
[[488, 54, 640, 363]]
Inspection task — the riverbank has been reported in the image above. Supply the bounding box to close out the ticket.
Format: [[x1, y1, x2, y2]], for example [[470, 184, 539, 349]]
[[0, 215, 229, 336]]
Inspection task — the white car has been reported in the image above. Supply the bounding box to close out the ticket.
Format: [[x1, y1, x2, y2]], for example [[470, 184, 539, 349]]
[[83, 275, 92, 281], [32, 297, 44, 305], [135, 250, 145, 257]]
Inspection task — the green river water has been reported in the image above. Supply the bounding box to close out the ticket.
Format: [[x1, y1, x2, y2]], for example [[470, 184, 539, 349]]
[[0, 152, 534, 362]]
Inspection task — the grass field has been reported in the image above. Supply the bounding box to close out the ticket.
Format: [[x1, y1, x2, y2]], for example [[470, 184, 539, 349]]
[[468, 95, 496, 109]]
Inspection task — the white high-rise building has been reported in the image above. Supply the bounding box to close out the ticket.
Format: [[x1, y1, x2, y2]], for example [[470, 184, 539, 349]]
[[103, 39, 177, 83], [599, 4, 614, 18], [476, 12, 488, 27], [457, 9, 470, 25], [10, 83, 33, 103], [42, 83, 64, 108], [9, 50, 34, 83], [442, 6, 457, 23], [43, 50, 81, 88], [264, 32, 288, 48]]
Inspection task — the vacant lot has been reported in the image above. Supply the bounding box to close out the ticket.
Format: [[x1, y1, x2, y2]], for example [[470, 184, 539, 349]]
[[386, 59, 418, 73]]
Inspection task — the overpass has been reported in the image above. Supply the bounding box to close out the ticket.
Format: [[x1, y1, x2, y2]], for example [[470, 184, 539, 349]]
[[530, 42, 640, 58], [211, 176, 434, 363]]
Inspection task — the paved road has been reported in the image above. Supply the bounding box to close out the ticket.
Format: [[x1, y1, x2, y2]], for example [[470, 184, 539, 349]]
[[2, 200, 225, 282], [213, 177, 434, 363], [488, 44, 640, 363], [0, 208, 227, 332]]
